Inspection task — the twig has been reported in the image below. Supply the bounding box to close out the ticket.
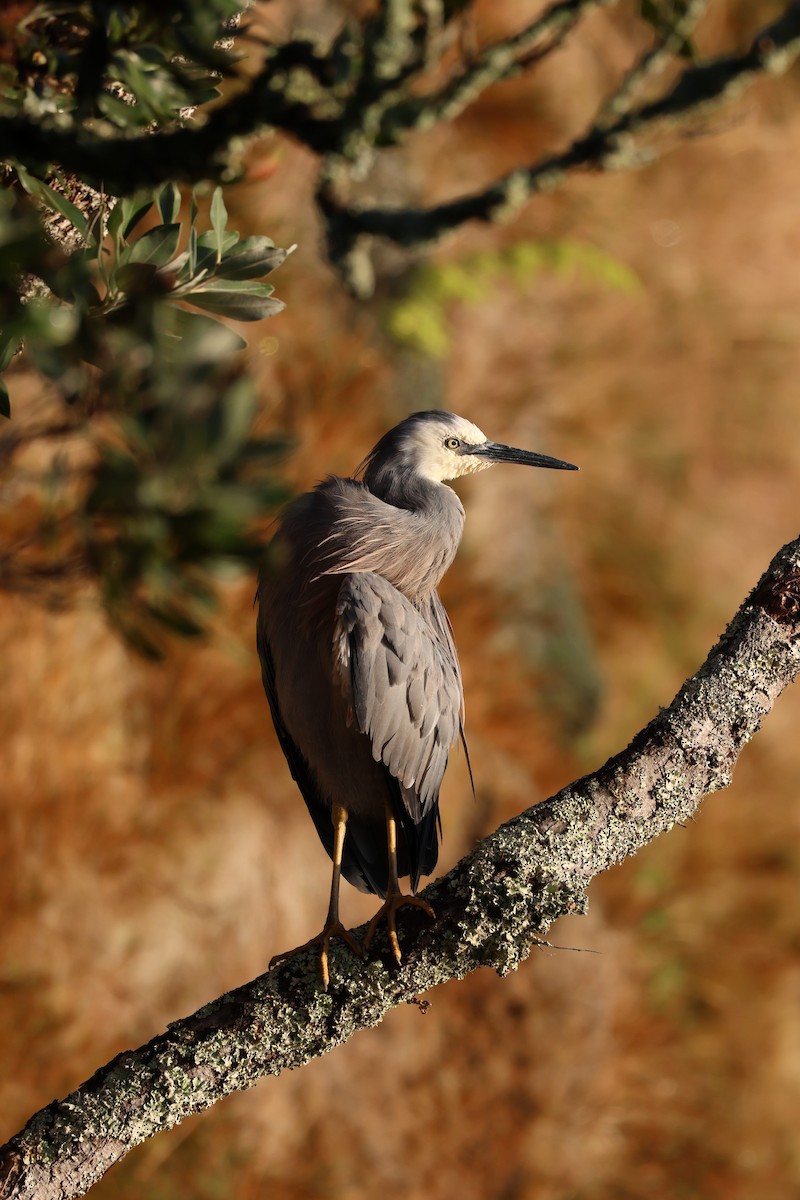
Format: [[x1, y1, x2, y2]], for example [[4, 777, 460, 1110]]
[[377, 0, 613, 138], [598, 0, 709, 124]]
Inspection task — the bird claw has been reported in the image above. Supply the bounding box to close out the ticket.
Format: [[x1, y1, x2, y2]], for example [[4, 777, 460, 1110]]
[[269, 919, 363, 991], [364, 891, 435, 966]]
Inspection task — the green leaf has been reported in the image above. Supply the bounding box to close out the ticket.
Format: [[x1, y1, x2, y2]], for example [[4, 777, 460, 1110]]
[[105, 198, 124, 245], [40, 269, 102, 308], [185, 280, 285, 321], [197, 230, 239, 253], [188, 224, 198, 276], [157, 183, 182, 225], [120, 195, 155, 241], [135, 44, 173, 68], [192, 229, 239, 277], [0, 378, 9, 418], [209, 188, 228, 260], [0, 335, 19, 372], [15, 165, 89, 239], [116, 262, 161, 294], [118, 54, 162, 115], [216, 238, 287, 281], [97, 90, 148, 128], [163, 307, 247, 356], [126, 223, 181, 267]]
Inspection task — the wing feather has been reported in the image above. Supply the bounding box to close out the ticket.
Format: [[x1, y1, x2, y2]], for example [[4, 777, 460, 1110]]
[[257, 616, 392, 895], [334, 573, 462, 819]]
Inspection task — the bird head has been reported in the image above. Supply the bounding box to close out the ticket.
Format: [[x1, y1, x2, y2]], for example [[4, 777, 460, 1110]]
[[361, 410, 578, 486]]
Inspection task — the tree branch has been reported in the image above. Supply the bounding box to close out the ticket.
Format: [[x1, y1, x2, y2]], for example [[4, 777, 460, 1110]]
[[321, 2, 800, 285], [376, 0, 613, 141], [2, 535, 800, 1200], [0, 1, 605, 190], [597, 0, 709, 125], [4, 3, 800, 296], [0, 56, 336, 192]]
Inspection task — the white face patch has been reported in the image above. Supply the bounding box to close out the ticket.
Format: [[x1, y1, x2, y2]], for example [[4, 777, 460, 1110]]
[[401, 416, 492, 483]]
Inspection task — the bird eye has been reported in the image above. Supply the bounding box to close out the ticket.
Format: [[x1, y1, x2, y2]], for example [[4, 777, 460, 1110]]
[[444, 437, 461, 451]]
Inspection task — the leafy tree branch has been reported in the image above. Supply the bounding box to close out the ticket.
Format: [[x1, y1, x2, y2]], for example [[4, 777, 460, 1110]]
[[3, 2, 800, 643], [2, 534, 799, 1200], [0, 178, 291, 654], [5, 3, 800, 291], [0, 4, 296, 649], [0, 0, 613, 188]]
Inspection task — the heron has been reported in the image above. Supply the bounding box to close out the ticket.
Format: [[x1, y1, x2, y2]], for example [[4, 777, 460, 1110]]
[[256, 410, 578, 988]]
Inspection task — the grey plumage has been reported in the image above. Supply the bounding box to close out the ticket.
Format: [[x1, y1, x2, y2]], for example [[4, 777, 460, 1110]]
[[257, 410, 577, 983]]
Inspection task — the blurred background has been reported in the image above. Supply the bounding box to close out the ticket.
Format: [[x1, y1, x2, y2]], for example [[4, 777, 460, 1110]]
[[4, 1, 800, 1196]]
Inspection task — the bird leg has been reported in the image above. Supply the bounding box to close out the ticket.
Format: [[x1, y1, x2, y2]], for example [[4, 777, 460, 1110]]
[[364, 802, 435, 966], [269, 804, 362, 990]]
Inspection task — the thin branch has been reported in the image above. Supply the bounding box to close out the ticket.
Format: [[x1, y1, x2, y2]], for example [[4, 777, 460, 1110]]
[[320, 1, 800, 285], [3, 535, 800, 1200], [598, 0, 709, 124], [378, 0, 613, 139], [361, 0, 419, 84]]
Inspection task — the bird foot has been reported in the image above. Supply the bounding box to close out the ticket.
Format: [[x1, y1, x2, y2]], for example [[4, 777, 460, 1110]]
[[269, 919, 363, 991], [364, 890, 435, 966]]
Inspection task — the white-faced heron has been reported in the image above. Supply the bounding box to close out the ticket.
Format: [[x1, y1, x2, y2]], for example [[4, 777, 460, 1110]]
[[257, 410, 578, 987]]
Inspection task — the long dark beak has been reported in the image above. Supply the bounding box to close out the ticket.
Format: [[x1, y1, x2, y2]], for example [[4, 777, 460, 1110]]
[[471, 441, 579, 471]]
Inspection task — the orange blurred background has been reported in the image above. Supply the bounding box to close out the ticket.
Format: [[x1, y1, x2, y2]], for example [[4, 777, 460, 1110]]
[[4, 2, 800, 1196]]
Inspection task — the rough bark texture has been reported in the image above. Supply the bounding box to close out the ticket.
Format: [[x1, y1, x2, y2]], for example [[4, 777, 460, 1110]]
[[2, 536, 800, 1200]]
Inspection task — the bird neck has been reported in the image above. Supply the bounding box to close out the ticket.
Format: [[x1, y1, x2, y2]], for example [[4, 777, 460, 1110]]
[[362, 468, 465, 598], [364, 464, 435, 511]]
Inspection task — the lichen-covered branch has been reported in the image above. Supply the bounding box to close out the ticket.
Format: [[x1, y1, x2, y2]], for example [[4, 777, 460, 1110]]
[[0, 48, 339, 192], [376, 0, 613, 140], [0, 1, 604, 191], [2, 536, 800, 1200], [598, 0, 710, 124], [321, 1, 800, 285], [5, 3, 800, 267]]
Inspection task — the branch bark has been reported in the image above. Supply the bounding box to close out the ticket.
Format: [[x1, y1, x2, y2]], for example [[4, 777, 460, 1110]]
[[2, 535, 800, 1200], [321, 2, 800, 265], [375, 0, 614, 139], [5, 3, 800, 270]]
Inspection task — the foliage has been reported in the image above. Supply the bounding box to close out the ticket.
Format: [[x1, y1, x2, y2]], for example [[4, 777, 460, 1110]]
[[386, 239, 640, 358], [0, 4, 291, 654], [1, 0, 799, 655], [0, 177, 291, 654], [0, 176, 289, 411], [84, 364, 289, 659], [1, 1, 241, 129]]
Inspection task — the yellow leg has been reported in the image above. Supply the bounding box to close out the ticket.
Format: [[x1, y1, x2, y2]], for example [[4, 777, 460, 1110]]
[[364, 802, 435, 965], [269, 804, 362, 990]]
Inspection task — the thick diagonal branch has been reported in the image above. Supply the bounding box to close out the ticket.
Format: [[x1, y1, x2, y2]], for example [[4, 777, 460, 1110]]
[[2, 536, 800, 1200]]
